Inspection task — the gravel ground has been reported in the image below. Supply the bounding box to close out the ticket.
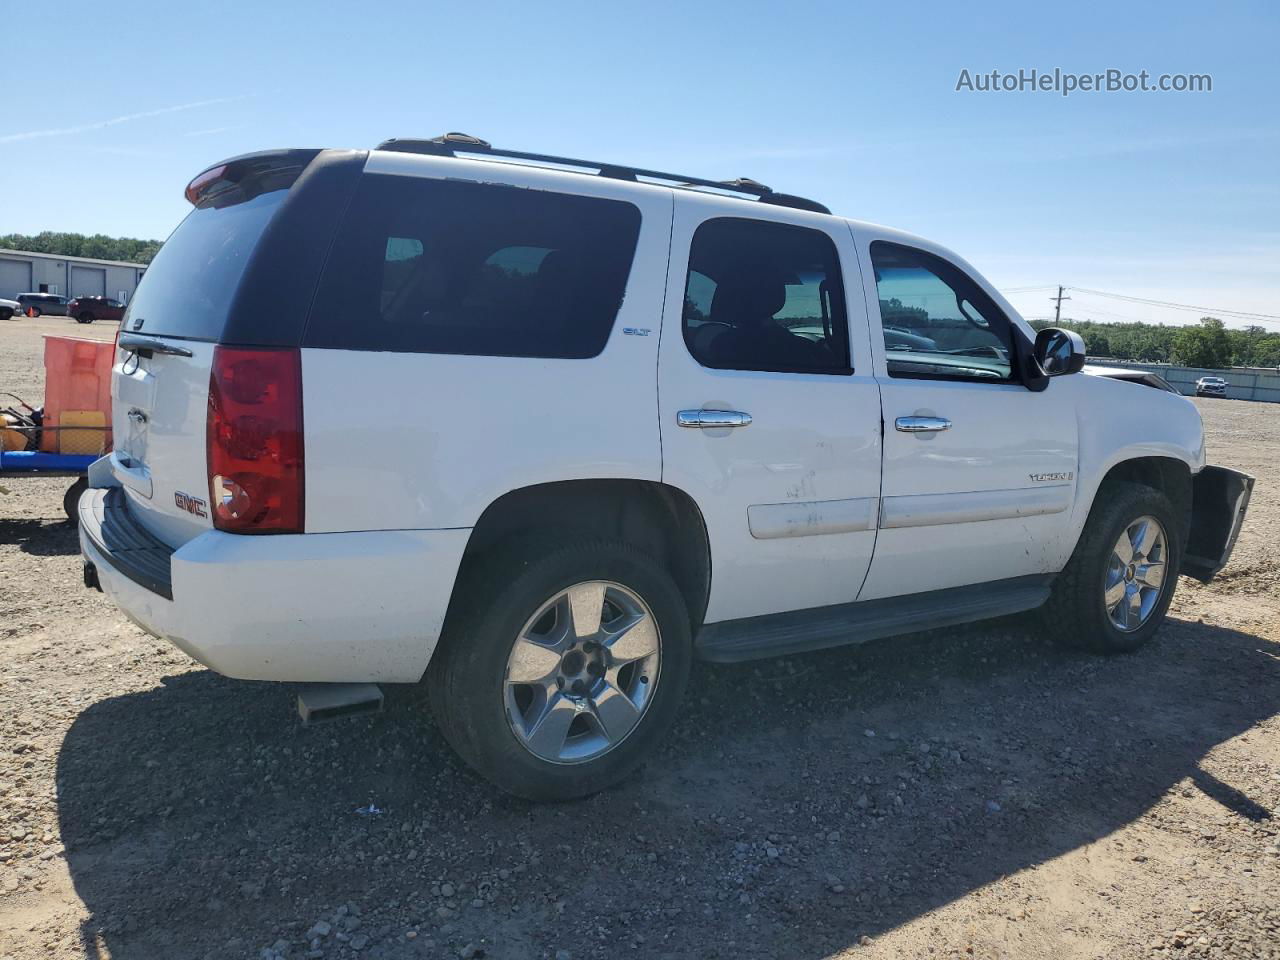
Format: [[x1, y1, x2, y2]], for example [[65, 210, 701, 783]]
[[2, 314, 1277, 960]]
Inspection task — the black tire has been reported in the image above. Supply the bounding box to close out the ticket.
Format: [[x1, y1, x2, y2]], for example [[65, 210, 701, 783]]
[[30, 307, 41, 318], [63, 477, 88, 525], [78, 312, 94, 324], [0, 308, 11, 321], [427, 537, 692, 801], [1041, 481, 1181, 653]]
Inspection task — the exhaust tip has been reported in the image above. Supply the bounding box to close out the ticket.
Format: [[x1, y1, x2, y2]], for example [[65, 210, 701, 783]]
[[297, 683, 384, 725]]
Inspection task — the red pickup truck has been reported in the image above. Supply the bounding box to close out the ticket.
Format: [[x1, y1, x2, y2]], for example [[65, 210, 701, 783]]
[[67, 296, 126, 324]]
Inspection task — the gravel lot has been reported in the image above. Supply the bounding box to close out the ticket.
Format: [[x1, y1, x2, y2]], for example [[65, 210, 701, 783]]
[[2, 314, 1277, 960]]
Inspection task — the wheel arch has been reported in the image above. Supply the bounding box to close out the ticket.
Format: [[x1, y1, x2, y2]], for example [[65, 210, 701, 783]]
[[1076, 454, 1194, 549], [457, 479, 712, 633]]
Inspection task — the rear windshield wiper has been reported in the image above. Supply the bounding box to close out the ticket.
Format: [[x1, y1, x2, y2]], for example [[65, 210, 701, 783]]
[[118, 333, 194, 358]]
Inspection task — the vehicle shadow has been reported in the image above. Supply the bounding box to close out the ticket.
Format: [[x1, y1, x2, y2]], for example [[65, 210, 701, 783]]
[[55, 615, 1279, 959], [0, 517, 80, 555]]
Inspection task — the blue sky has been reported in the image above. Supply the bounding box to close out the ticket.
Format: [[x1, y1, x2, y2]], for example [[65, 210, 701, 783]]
[[1, 0, 1277, 329]]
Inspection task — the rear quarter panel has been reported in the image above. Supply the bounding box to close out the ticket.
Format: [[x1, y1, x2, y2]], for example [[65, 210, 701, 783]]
[[301, 156, 675, 533]]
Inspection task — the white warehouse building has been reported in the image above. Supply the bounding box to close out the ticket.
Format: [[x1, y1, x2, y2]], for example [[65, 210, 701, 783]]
[[0, 248, 147, 303]]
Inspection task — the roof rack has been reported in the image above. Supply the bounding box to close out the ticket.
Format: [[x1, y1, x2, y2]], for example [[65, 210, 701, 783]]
[[374, 133, 831, 215]]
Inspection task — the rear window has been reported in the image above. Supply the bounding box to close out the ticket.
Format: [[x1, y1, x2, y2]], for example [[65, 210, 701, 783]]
[[303, 175, 642, 358], [121, 188, 286, 340]]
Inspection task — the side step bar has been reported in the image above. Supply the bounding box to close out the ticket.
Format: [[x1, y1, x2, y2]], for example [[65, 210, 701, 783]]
[[695, 575, 1054, 663], [297, 683, 384, 724]]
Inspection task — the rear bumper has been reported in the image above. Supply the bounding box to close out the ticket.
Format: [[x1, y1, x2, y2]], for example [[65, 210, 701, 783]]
[[79, 487, 471, 682], [1182, 465, 1254, 583]]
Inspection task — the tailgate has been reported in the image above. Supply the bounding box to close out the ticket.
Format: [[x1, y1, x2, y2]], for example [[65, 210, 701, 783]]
[[110, 338, 216, 548]]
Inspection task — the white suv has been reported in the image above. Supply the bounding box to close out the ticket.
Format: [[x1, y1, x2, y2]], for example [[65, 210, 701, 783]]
[[1196, 375, 1229, 397], [80, 135, 1253, 800]]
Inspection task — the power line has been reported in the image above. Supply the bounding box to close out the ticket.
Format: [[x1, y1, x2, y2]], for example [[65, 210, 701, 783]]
[[1002, 285, 1280, 329], [1067, 286, 1280, 323], [1067, 305, 1170, 324]]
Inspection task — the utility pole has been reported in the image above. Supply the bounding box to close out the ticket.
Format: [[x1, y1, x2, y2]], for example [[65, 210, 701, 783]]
[[1051, 285, 1071, 324]]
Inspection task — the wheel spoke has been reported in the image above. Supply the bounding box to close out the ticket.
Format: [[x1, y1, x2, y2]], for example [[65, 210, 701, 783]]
[[507, 637, 562, 684], [567, 582, 606, 638], [524, 693, 578, 758], [590, 682, 642, 742], [1131, 519, 1156, 561], [604, 613, 658, 664], [1136, 561, 1165, 589], [1113, 527, 1135, 565], [1125, 585, 1143, 629], [1104, 577, 1127, 611]]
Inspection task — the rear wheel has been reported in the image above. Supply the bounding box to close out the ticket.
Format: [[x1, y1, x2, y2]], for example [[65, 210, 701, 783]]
[[63, 477, 88, 524], [427, 537, 692, 801], [0, 307, 12, 321], [1042, 481, 1181, 653]]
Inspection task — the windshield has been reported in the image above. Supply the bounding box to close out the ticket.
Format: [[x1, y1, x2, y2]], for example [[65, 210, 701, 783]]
[[122, 188, 287, 341]]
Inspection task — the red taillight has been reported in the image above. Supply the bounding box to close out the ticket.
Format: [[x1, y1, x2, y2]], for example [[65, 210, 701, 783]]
[[206, 346, 304, 533]]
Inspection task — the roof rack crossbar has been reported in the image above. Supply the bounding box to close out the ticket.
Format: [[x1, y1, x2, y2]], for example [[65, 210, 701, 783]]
[[374, 133, 830, 214]]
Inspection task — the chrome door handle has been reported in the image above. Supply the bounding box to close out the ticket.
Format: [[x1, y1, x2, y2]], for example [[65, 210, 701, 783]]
[[677, 409, 753, 429], [895, 416, 952, 433]]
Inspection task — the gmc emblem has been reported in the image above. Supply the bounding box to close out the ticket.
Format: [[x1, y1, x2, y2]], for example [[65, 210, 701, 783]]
[[175, 492, 208, 518]]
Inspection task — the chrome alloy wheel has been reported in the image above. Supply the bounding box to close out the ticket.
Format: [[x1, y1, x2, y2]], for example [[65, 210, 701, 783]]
[[504, 581, 661, 764], [1103, 515, 1168, 632]]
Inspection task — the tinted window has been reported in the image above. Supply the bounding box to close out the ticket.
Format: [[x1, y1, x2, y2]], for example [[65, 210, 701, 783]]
[[122, 188, 287, 340], [304, 176, 642, 358], [871, 242, 1016, 381], [682, 218, 850, 375]]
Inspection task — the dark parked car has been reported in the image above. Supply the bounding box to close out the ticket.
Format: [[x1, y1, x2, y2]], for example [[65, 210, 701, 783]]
[[67, 296, 126, 324], [16, 293, 70, 317]]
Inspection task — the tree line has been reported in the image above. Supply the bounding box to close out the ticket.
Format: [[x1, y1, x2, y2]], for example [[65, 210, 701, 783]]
[[1030, 317, 1280, 369], [0, 231, 163, 265]]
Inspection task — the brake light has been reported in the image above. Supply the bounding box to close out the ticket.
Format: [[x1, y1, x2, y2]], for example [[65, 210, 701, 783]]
[[185, 164, 227, 205], [206, 346, 304, 533]]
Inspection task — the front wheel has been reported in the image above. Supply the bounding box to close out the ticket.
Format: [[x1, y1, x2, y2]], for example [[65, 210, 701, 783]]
[[427, 538, 692, 801], [77, 312, 94, 324], [29, 307, 41, 318], [1042, 481, 1181, 653]]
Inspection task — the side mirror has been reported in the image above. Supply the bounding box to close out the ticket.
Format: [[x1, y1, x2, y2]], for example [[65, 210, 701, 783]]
[[1033, 327, 1086, 377]]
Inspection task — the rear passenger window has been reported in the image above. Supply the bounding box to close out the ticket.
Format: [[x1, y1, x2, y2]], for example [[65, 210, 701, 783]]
[[305, 176, 642, 358], [682, 218, 850, 375]]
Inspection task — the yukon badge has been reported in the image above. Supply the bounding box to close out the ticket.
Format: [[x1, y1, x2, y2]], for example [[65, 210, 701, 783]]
[[1029, 471, 1074, 483], [175, 491, 208, 518]]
